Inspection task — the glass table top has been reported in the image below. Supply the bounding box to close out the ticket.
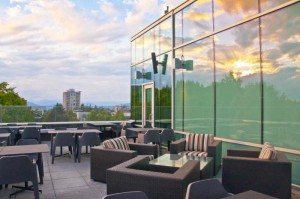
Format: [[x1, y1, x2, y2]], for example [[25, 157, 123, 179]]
[[149, 153, 213, 170]]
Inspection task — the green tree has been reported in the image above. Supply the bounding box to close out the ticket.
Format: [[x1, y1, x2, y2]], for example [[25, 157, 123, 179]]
[[87, 108, 111, 121], [0, 82, 26, 105], [112, 110, 125, 121], [41, 104, 78, 122]]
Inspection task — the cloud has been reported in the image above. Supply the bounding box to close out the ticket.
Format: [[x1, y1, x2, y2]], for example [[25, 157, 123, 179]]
[[215, 0, 257, 15]]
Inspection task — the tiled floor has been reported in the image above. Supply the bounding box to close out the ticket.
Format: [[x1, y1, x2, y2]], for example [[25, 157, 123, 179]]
[[0, 142, 300, 199], [0, 142, 107, 199]]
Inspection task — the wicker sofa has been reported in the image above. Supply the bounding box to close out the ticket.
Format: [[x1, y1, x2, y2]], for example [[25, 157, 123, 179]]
[[222, 148, 292, 199], [91, 143, 158, 182], [170, 133, 222, 175], [106, 155, 200, 199]]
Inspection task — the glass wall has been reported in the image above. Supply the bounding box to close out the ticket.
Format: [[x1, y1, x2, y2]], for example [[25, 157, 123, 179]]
[[261, 4, 300, 150], [215, 19, 261, 143], [131, 0, 300, 185]]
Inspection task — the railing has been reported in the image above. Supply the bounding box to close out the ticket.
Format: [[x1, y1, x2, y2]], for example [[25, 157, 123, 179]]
[[0, 105, 131, 123]]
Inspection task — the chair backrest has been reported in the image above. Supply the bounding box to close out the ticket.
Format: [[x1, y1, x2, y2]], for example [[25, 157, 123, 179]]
[[0, 128, 12, 134], [103, 191, 148, 199], [22, 127, 41, 142], [185, 179, 230, 199], [54, 133, 75, 146], [80, 132, 101, 146], [6, 123, 17, 126], [144, 130, 161, 143], [0, 155, 38, 185], [160, 129, 174, 143], [55, 127, 67, 130], [112, 124, 123, 137]]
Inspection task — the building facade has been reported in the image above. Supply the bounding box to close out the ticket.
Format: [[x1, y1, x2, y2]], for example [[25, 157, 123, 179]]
[[130, 0, 300, 185], [63, 89, 81, 110]]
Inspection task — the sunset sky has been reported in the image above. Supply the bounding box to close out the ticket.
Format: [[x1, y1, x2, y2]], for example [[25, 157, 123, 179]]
[[0, 0, 184, 106]]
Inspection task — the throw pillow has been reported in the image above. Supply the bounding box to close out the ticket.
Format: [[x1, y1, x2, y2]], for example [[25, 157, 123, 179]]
[[103, 136, 130, 150]]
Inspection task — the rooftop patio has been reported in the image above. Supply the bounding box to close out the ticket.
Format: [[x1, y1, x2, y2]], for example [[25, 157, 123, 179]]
[[0, 141, 300, 199]]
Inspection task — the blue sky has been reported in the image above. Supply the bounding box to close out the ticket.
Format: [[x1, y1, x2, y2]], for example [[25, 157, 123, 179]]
[[0, 0, 183, 106]]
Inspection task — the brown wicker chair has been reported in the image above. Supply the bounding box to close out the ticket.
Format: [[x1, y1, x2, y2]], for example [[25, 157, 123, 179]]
[[91, 143, 158, 182], [222, 148, 292, 199], [106, 155, 200, 199], [170, 134, 222, 175]]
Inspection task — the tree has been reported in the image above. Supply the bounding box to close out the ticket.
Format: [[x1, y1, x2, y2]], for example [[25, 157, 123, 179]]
[[112, 110, 125, 121], [87, 108, 111, 121], [41, 104, 78, 122], [0, 82, 26, 105]]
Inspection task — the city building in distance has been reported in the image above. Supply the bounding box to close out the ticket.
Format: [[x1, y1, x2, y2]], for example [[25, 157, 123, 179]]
[[63, 88, 81, 110]]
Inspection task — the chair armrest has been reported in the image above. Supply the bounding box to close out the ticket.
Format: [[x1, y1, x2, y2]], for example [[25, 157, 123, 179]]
[[222, 156, 291, 199], [170, 138, 186, 154], [129, 143, 158, 158], [90, 146, 137, 182], [208, 140, 222, 175], [227, 148, 260, 158]]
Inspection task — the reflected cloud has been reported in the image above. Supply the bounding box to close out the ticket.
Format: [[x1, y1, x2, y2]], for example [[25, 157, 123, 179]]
[[215, 0, 257, 15], [184, 10, 211, 21]]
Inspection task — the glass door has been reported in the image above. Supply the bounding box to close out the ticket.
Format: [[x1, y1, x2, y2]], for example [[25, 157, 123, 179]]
[[143, 83, 154, 127]]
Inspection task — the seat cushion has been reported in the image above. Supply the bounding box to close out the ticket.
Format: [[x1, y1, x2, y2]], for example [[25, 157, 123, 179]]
[[185, 133, 214, 152], [259, 142, 277, 160], [103, 136, 130, 150], [183, 151, 208, 157]]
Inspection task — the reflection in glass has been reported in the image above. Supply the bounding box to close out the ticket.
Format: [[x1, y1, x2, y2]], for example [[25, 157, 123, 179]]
[[183, 0, 213, 44], [144, 29, 155, 60], [262, 3, 300, 150], [214, 0, 258, 31], [260, 0, 290, 12], [131, 40, 135, 65], [135, 35, 143, 63], [215, 19, 260, 143], [175, 10, 183, 47], [175, 37, 214, 133], [160, 17, 172, 53]]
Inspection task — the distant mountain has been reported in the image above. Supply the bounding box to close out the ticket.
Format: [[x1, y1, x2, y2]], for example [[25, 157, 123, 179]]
[[27, 101, 40, 106]]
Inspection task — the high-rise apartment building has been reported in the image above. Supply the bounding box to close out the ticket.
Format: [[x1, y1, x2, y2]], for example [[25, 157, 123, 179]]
[[63, 89, 81, 110]]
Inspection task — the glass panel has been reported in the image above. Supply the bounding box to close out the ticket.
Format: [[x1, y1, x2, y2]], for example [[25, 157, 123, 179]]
[[176, 37, 214, 134], [160, 17, 172, 53], [154, 26, 160, 55], [183, 0, 213, 43], [131, 67, 136, 120], [175, 10, 183, 47], [133, 64, 143, 125], [131, 40, 135, 65], [214, 0, 258, 31], [158, 52, 172, 128], [174, 56, 184, 131], [215, 19, 261, 143], [144, 29, 154, 60], [260, 0, 291, 12], [262, 3, 300, 150], [145, 88, 152, 127], [136, 35, 143, 63], [143, 60, 153, 84]]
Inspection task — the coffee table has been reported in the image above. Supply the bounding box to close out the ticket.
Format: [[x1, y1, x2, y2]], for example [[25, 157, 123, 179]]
[[149, 153, 214, 179]]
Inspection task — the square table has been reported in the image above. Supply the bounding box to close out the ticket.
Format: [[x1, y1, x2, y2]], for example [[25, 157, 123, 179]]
[[223, 190, 278, 199], [149, 153, 214, 179], [0, 144, 49, 184]]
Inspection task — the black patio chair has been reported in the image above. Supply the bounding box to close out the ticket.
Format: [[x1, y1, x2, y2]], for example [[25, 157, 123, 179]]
[[77, 132, 101, 163], [52, 132, 76, 164]]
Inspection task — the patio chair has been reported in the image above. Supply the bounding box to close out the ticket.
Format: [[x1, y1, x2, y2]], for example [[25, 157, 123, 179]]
[[222, 145, 292, 199], [0, 155, 40, 199], [111, 124, 123, 138], [160, 129, 174, 151], [107, 155, 200, 199], [12, 139, 42, 196], [185, 179, 231, 199], [138, 129, 162, 155], [103, 191, 149, 199], [22, 127, 41, 143], [91, 136, 158, 182], [0, 127, 14, 145], [77, 132, 101, 163], [51, 132, 76, 164], [170, 133, 222, 175]]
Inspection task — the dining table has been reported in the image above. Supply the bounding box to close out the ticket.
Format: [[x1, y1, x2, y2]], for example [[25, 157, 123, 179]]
[[0, 144, 49, 184]]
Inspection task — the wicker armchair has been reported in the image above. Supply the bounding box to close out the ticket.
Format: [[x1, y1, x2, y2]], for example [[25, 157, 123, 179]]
[[170, 134, 222, 175], [106, 155, 200, 199], [91, 143, 158, 182], [222, 148, 292, 199]]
